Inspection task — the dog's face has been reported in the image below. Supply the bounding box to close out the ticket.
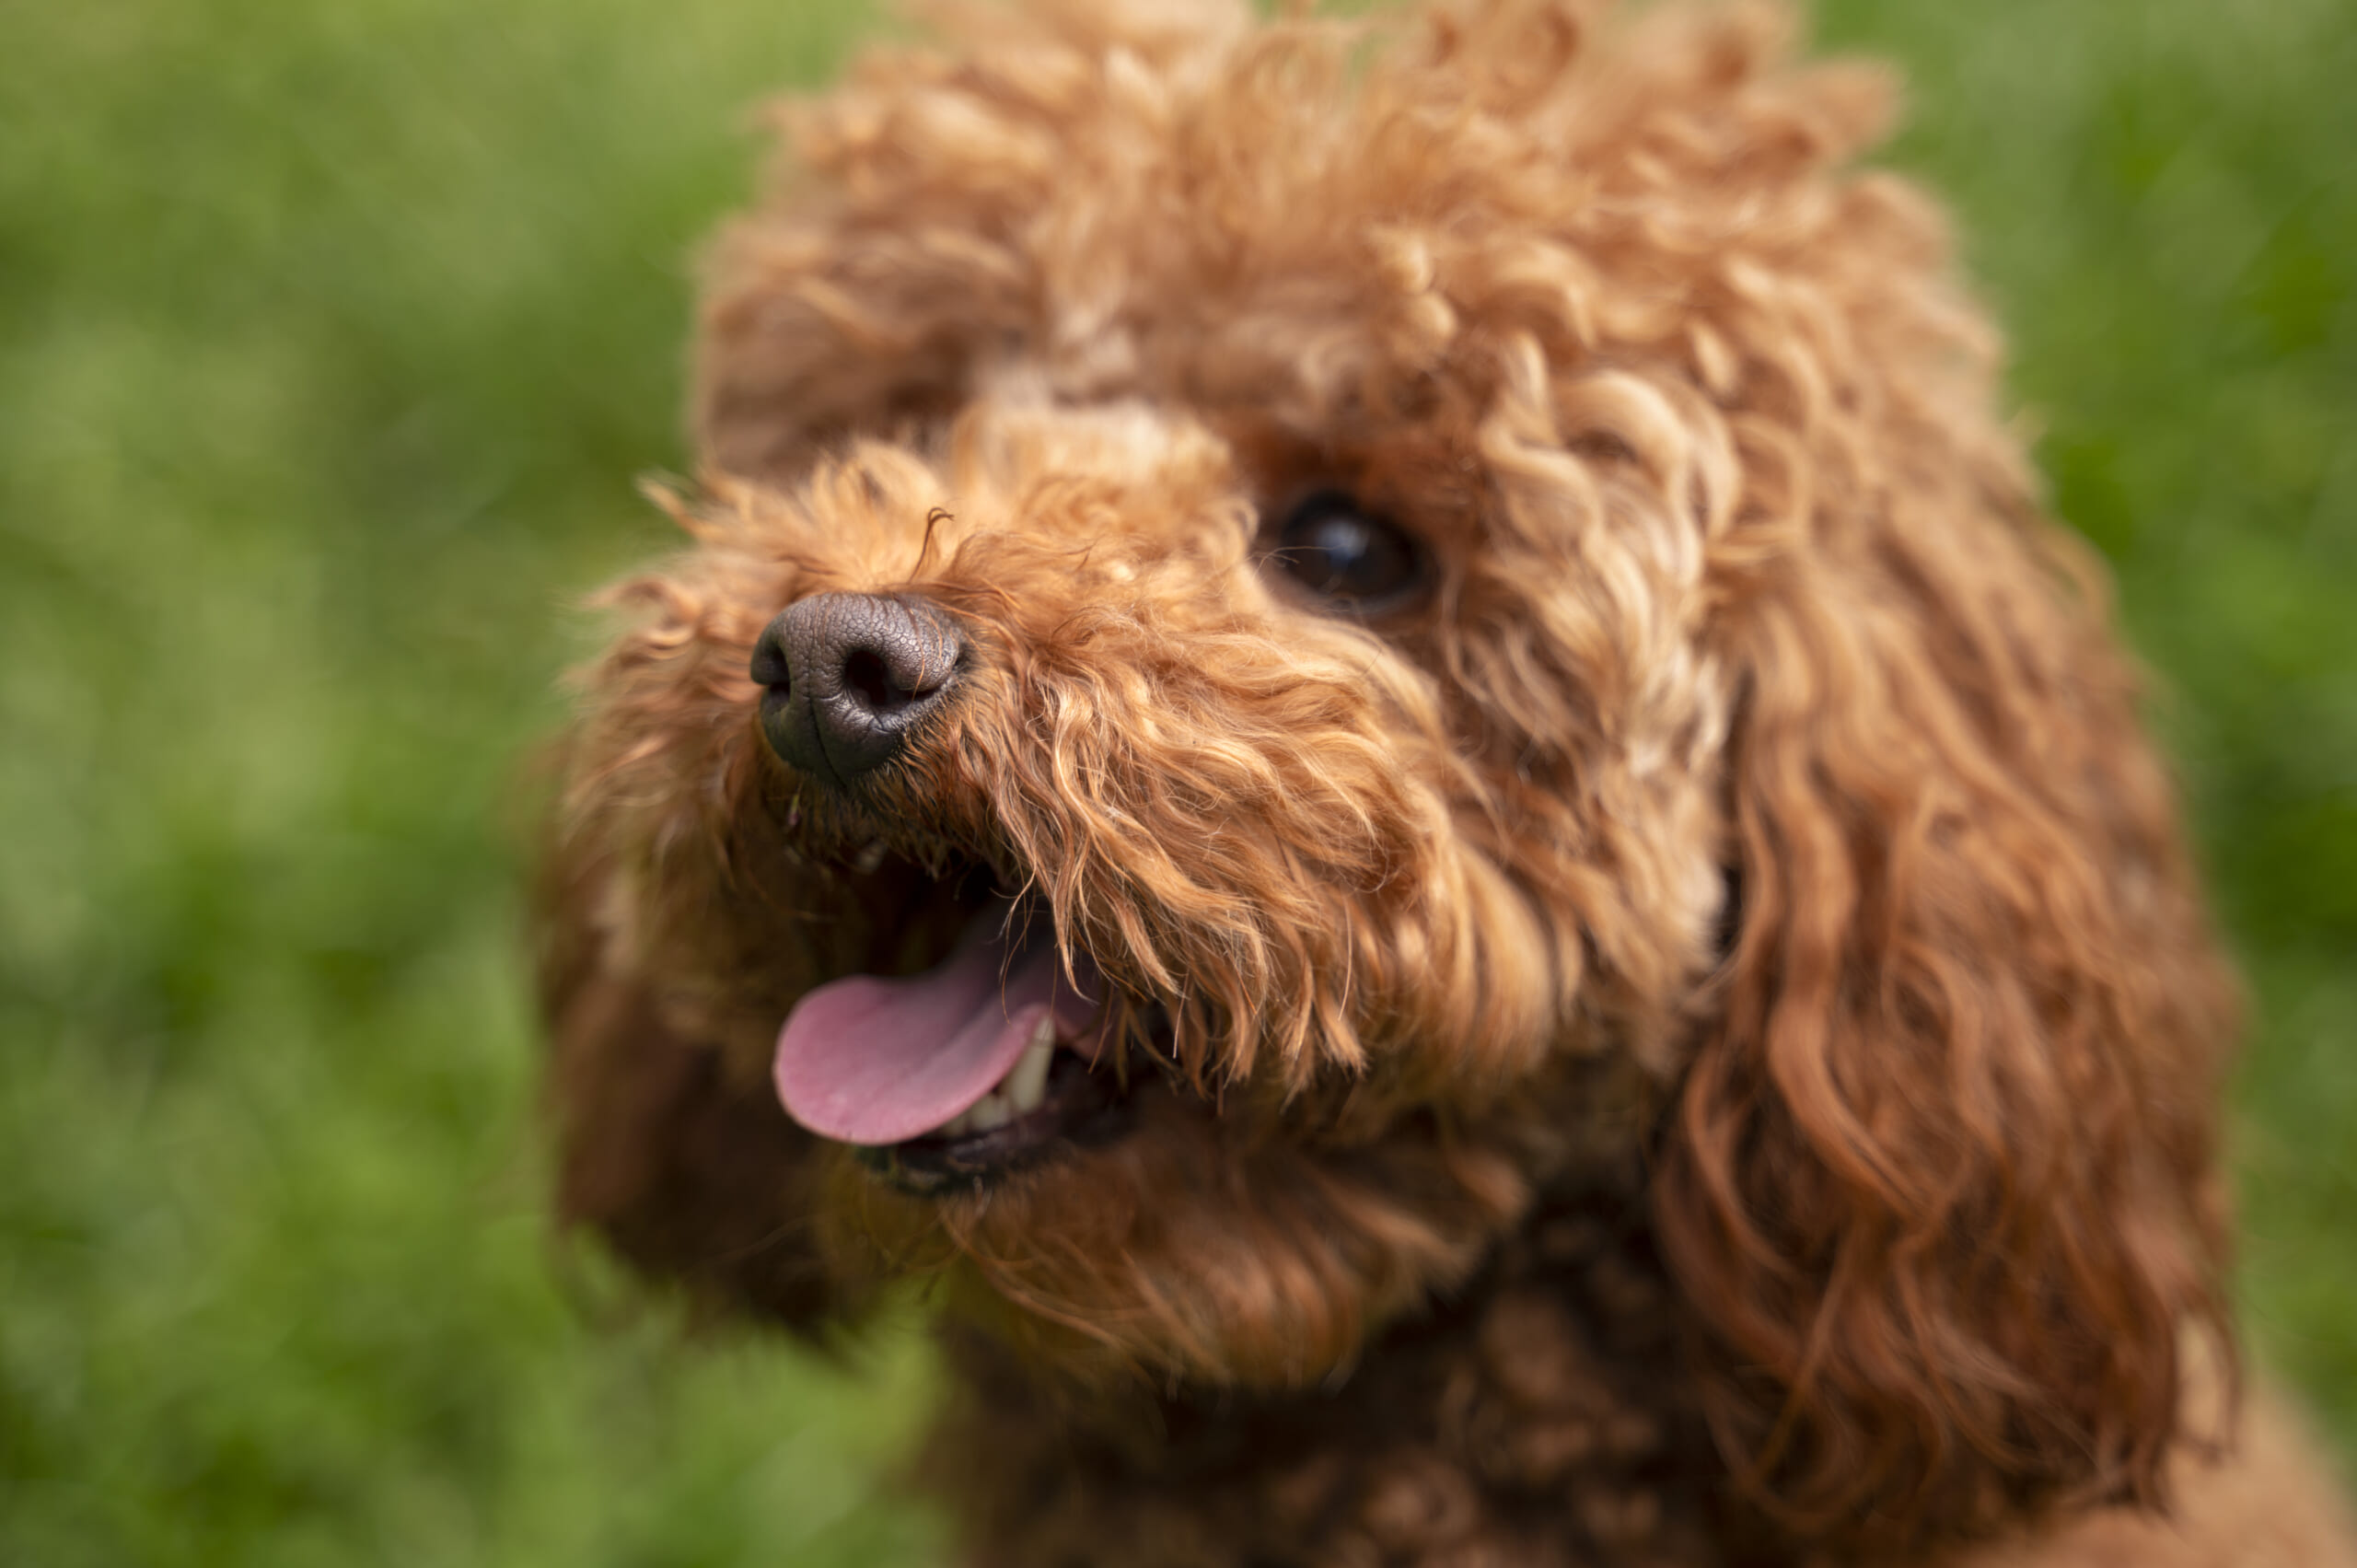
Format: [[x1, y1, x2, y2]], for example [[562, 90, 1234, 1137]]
[[553, 0, 2234, 1536], [571, 0, 1751, 1383], [602, 389, 1716, 1377]]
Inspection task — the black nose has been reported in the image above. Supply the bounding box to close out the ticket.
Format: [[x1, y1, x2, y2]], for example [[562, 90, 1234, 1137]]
[[749, 592, 966, 787]]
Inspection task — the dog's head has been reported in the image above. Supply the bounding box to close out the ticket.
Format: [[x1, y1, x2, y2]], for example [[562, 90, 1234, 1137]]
[[547, 0, 2235, 1544]]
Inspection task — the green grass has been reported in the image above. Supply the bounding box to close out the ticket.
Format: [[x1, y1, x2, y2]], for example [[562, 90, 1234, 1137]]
[[2, 0, 2351, 1561]]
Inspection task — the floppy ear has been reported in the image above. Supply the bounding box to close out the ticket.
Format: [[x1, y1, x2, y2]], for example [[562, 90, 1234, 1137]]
[[538, 830, 850, 1333], [1653, 509, 2236, 1548]]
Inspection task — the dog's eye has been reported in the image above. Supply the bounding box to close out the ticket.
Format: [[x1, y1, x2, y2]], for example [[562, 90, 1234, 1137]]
[[1271, 491, 1427, 613]]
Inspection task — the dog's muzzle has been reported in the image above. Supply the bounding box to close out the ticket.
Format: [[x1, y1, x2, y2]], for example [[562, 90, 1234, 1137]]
[[750, 591, 965, 786]]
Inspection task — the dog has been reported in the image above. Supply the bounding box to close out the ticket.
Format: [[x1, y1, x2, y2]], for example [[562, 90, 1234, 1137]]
[[537, 1, 2357, 1562]]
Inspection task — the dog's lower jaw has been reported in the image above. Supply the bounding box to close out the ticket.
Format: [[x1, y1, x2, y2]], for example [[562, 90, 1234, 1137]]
[[816, 1041, 1662, 1397]]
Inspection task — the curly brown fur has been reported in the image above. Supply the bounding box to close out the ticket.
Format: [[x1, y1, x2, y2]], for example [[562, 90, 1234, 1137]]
[[540, 1, 2357, 1563]]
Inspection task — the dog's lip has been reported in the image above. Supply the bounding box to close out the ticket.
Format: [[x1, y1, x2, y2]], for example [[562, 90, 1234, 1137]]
[[852, 1050, 1133, 1195], [772, 893, 1105, 1146]]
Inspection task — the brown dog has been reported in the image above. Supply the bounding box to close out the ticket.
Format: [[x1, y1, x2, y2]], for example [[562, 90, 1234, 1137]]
[[539, 2, 2357, 1562]]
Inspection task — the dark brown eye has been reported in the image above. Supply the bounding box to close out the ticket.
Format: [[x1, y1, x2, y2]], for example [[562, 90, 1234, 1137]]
[[1271, 491, 1427, 612]]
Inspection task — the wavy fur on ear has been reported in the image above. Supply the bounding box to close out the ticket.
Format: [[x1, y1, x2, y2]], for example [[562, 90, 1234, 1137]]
[[537, 821, 853, 1331], [1658, 459, 2238, 1541]]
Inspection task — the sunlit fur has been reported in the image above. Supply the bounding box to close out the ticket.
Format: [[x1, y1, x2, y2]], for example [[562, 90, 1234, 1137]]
[[540, 2, 2357, 1562]]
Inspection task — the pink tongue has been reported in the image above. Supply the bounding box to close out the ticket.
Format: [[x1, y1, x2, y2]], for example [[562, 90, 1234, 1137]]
[[772, 903, 1098, 1146]]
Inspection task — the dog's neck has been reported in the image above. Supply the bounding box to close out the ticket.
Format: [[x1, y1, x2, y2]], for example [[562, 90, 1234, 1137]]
[[921, 1177, 1779, 1568]]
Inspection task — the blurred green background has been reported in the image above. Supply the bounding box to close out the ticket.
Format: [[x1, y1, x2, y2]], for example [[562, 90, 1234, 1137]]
[[2, 0, 2350, 1562]]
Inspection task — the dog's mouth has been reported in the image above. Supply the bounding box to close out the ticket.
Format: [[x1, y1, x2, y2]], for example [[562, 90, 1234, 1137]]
[[770, 849, 1141, 1194]]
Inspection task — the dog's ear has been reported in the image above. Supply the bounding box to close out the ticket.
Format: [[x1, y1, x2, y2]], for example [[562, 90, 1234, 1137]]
[[538, 835, 849, 1333], [692, 215, 993, 486], [1653, 516, 2236, 1547]]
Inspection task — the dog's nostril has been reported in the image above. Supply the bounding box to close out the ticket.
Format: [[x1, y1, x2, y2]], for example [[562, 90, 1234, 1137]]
[[749, 624, 793, 693], [842, 647, 904, 713]]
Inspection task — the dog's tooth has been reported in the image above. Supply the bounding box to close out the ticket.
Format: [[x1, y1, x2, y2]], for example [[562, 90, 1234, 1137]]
[[967, 1095, 1013, 1132], [1005, 1033, 1054, 1114]]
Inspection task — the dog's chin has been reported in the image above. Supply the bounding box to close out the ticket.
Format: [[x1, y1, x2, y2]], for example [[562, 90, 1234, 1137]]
[[819, 1078, 1537, 1391]]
